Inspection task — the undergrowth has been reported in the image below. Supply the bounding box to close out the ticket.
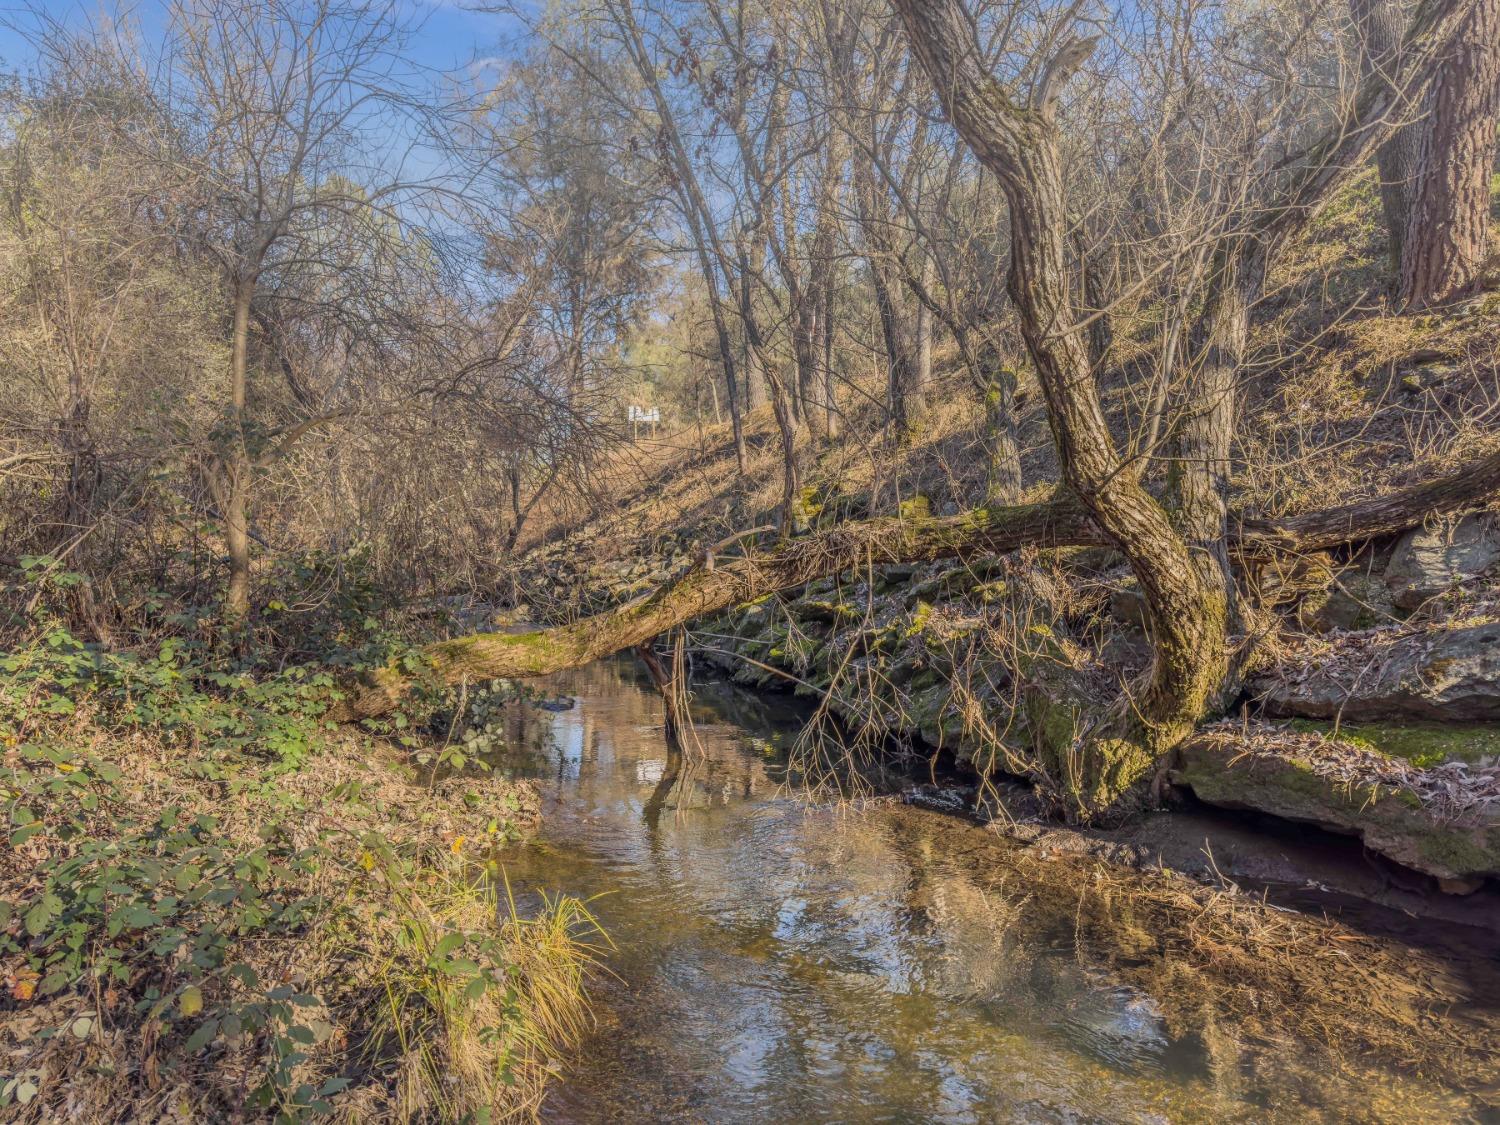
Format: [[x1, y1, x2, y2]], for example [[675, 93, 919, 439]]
[[0, 625, 600, 1122]]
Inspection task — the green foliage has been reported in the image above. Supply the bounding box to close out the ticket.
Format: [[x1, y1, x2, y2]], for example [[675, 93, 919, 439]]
[[0, 627, 334, 773], [415, 678, 548, 773], [257, 545, 400, 666], [0, 738, 340, 1114], [0, 624, 587, 1119]]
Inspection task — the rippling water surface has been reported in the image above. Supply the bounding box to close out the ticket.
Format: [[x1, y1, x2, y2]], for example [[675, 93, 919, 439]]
[[485, 660, 1498, 1124]]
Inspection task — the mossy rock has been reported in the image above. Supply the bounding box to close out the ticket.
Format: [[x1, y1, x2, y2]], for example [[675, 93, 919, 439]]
[[792, 597, 861, 626], [1172, 736, 1500, 882], [897, 495, 932, 521], [1288, 720, 1500, 767]]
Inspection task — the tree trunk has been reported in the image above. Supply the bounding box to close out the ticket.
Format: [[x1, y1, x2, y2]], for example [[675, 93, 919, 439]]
[[610, 0, 748, 473], [223, 276, 254, 627], [736, 243, 801, 532], [333, 448, 1500, 725], [809, 142, 844, 441], [1353, 0, 1422, 277], [912, 251, 934, 426], [708, 291, 749, 474], [892, 0, 1235, 813], [979, 350, 1024, 505], [1399, 0, 1500, 308], [737, 226, 771, 415]]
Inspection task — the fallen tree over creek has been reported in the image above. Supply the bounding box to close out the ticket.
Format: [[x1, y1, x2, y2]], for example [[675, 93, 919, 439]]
[[336, 448, 1500, 723], [334, 0, 1489, 823]]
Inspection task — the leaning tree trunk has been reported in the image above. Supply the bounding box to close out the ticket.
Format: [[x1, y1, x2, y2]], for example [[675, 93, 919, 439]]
[[335, 448, 1500, 727], [1399, 0, 1500, 308], [891, 0, 1236, 814]]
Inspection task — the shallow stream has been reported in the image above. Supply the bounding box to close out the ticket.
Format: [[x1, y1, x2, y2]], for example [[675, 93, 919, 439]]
[[488, 659, 1500, 1123]]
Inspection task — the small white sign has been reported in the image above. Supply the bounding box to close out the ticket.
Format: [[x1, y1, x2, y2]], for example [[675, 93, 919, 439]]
[[627, 405, 661, 423]]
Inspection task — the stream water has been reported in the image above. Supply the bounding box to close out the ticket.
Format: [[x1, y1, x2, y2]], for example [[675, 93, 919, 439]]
[[488, 659, 1500, 1124]]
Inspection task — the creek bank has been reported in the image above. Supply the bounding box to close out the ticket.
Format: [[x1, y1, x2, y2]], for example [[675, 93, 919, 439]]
[[512, 504, 1500, 892], [0, 661, 592, 1123]]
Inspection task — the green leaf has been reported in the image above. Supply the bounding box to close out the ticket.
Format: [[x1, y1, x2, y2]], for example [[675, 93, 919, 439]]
[[183, 1018, 219, 1052], [24, 893, 61, 937]]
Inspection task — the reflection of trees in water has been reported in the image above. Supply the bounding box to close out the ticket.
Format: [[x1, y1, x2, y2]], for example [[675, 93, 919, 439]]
[[500, 659, 1485, 1121], [641, 745, 681, 837]]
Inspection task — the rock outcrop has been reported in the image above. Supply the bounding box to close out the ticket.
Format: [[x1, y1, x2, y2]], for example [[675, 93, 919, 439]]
[[1384, 514, 1500, 610], [1173, 728, 1500, 887], [1257, 622, 1500, 722]]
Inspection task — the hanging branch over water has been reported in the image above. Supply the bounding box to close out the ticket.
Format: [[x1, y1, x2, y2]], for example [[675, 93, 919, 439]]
[[334, 449, 1500, 720]]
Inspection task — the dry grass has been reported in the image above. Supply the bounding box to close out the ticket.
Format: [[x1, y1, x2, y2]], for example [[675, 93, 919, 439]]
[[940, 818, 1500, 1096]]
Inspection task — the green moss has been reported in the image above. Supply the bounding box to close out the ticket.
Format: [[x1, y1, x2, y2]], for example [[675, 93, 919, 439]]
[[903, 600, 934, 639], [1417, 829, 1497, 874], [1290, 720, 1500, 767], [897, 495, 932, 521]]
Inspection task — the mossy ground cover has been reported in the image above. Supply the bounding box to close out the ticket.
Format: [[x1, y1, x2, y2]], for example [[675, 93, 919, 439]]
[[1290, 719, 1500, 767], [0, 630, 599, 1122]]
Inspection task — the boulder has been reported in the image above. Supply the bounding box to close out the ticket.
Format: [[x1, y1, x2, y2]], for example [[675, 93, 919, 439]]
[[1173, 733, 1500, 883], [1258, 622, 1500, 722], [1384, 514, 1500, 610], [1299, 569, 1395, 633]]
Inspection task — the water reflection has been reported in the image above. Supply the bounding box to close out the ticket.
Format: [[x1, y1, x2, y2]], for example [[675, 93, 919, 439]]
[[484, 659, 1495, 1124]]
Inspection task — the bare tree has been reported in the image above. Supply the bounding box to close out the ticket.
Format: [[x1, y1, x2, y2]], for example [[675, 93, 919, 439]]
[[167, 0, 458, 626]]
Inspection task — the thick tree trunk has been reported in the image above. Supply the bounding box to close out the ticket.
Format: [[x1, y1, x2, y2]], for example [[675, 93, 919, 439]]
[[1170, 250, 1256, 559], [1399, 0, 1500, 308], [335, 492, 1100, 720], [892, 0, 1236, 811]]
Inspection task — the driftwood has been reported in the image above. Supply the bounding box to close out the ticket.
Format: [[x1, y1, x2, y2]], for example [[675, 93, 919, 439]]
[[334, 450, 1500, 720]]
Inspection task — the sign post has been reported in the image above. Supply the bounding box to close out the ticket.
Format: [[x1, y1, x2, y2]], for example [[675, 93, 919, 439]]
[[627, 405, 661, 440]]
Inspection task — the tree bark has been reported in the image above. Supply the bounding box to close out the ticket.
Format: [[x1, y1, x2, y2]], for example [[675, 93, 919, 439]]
[[1398, 0, 1500, 308], [892, 0, 1236, 810], [223, 275, 255, 627], [911, 251, 935, 425], [610, 0, 748, 473], [980, 352, 1024, 505], [1352, 0, 1422, 276]]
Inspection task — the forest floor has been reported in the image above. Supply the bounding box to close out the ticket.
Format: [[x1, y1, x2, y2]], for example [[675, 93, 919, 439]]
[[0, 636, 599, 1122]]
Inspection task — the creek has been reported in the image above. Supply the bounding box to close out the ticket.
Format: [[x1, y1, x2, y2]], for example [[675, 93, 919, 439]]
[[486, 659, 1500, 1123]]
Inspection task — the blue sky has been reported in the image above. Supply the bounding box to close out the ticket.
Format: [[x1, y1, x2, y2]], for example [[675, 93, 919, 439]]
[[0, 0, 525, 80]]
